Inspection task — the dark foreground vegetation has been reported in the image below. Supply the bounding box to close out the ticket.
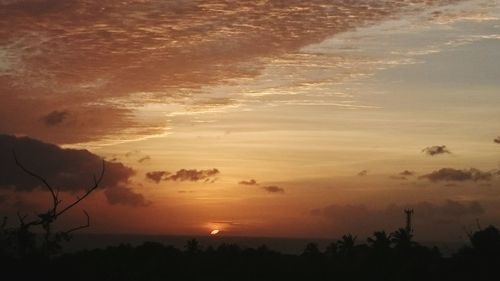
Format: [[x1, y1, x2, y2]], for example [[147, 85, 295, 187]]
[[2, 153, 499, 280], [2, 225, 500, 281]]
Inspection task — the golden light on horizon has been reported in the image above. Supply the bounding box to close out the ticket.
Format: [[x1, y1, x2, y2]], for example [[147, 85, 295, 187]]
[[210, 229, 220, 235]]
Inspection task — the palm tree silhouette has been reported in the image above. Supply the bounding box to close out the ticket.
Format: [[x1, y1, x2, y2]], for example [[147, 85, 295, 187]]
[[338, 234, 357, 256], [367, 231, 392, 250], [324, 242, 338, 257], [391, 228, 414, 249], [185, 239, 202, 255]]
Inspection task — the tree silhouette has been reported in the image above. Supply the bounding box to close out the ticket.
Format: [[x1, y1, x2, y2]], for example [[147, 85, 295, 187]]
[[391, 228, 414, 249], [324, 241, 338, 257], [1, 150, 105, 258], [367, 231, 392, 250], [469, 225, 500, 255], [301, 242, 321, 257], [185, 238, 202, 255], [338, 234, 357, 256]]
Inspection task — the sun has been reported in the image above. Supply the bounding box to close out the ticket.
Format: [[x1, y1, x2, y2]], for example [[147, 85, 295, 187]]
[[210, 229, 220, 235]]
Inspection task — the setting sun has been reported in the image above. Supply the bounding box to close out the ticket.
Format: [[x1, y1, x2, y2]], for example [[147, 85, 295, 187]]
[[210, 229, 220, 235]]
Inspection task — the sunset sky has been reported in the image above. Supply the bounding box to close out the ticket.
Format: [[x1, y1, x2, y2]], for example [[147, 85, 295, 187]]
[[1, 0, 500, 241]]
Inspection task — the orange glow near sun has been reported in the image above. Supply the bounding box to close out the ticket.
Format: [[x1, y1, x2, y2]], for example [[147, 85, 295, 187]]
[[210, 229, 220, 235]]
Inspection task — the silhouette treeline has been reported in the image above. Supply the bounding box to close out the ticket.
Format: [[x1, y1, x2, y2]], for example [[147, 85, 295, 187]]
[[2, 226, 500, 281]]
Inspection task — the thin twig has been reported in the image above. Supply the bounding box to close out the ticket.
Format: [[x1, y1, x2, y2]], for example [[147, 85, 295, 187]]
[[55, 160, 105, 218], [64, 210, 90, 234]]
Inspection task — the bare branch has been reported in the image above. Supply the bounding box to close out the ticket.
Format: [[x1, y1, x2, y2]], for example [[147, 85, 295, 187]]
[[16, 212, 27, 226], [64, 210, 90, 234], [55, 160, 105, 218], [13, 149, 60, 214]]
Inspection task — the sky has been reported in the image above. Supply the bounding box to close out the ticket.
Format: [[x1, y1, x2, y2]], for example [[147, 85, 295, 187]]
[[1, 0, 500, 242]]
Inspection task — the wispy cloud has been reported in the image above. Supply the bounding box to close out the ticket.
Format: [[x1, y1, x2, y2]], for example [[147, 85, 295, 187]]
[[358, 170, 368, 177], [239, 179, 258, 186], [146, 169, 219, 183], [262, 185, 285, 194], [420, 168, 492, 182], [0, 0, 466, 145], [138, 156, 151, 163], [422, 145, 451, 156], [40, 110, 69, 127], [146, 171, 169, 183]]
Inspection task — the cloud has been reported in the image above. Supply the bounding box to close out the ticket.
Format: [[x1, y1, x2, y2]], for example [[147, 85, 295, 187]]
[[146, 171, 170, 183], [104, 186, 150, 207], [0, 91, 165, 145], [311, 200, 485, 236], [0, 134, 148, 206], [0, 0, 461, 145], [420, 168, 492, 182], [146, 168, 219, 183], [358, 170, 368, 176], [422, 145, 451, 156], [262, 185, 285, 194], [167, 169, 219, 182], [390, 170, 416, 180], [400, 170, 415, 176], [138, 156, 151, 163], [494, 136, 500, 144], [390, 175, 408, 180], [239, 179, 258, 186], [40, 110, 69, 127]]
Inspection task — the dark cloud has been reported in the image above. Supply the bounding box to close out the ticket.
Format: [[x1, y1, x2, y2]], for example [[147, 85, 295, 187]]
[[400, 170, 415, 176], [40, 110, 69, 127], [146, 171, 170, 183], [422, 145, 451, 156], [239, 179, 258, 186], [311, 200, 485, 236], [146, 168, 219, 183], [0, 134, 147, 206], [420, 168, 492, 182], [390, 170, 416, 180], [358, 170, 368, 177], [138, 156, 151, 163], [0, 92, 162, 145], [494, 137, 500, 144], [165, 168, 219, 182], [262, 185, 285, 194], [104, 186, 150, 207]]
